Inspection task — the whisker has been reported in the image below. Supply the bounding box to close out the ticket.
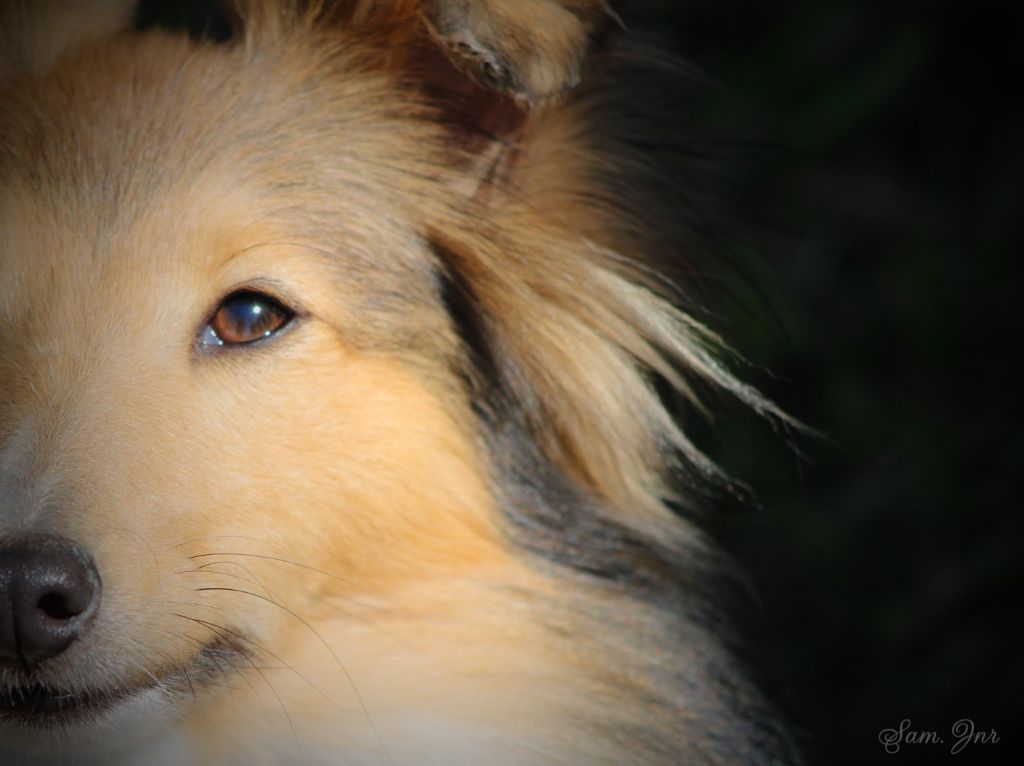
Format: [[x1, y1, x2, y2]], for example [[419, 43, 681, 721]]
[[179, 662, 198, 707], [185, 561, 289, 605], [193, 588, 336, 663], [177, 615, 338, 708], [129, 660, 172, 702], [175, 566, 267, 591], [172, 535, 267, 551], [178, 632, 248, 695], [175, 615, 303, 764], [211, 639, 272, 719], [148, 643, 199, 708], [189, 552, 360, 589], [193, 587, 393, 764]]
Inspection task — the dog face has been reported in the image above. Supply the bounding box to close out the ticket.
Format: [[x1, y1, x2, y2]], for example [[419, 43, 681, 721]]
[[0, 2, 799, 764], [0, 23, 496, 576], [0, 14, 517, 759]]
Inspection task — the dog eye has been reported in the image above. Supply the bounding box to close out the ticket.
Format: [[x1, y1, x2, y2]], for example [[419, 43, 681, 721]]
[[200, 290, 295, 348]]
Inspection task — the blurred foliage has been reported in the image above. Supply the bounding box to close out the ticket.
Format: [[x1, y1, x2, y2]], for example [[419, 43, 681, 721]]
[[631, 1, 1022, 764]]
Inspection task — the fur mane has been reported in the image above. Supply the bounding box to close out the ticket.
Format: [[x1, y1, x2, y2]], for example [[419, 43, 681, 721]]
[[232, 0, 799, 531]]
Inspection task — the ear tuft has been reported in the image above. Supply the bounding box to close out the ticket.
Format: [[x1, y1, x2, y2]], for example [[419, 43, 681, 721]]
[[0, 0, 135, 80], [421, 0, 616, 109]]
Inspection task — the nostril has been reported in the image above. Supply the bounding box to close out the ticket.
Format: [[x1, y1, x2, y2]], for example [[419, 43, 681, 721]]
[[37, 592, 79, 621]]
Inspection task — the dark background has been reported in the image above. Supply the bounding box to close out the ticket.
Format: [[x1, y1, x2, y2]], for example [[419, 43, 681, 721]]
[[636, 1, 1020, 763]]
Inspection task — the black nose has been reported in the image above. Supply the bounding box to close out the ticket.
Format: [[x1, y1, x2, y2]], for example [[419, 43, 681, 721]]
[[0, 536, 101, 670]]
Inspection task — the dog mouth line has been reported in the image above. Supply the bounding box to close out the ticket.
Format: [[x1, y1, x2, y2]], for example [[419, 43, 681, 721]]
[[0, 638, 244, 728]]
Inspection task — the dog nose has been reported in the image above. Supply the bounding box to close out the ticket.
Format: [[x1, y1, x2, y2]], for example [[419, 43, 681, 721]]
[[0, 536, 102, 670]]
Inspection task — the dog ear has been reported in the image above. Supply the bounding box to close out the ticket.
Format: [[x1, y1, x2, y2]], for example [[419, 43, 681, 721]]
[[0, 0, 135, 79], [420, 0, 618, 110], [231, 0, 616, 110]]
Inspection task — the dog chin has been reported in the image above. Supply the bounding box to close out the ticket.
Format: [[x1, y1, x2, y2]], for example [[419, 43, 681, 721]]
[[0, 685, 183, 762]]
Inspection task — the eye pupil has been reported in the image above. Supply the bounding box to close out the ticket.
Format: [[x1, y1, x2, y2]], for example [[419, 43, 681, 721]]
[[203, 290, 294, 348]]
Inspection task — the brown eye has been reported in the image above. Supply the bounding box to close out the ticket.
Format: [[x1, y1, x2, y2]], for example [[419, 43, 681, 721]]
[[201, 290, 295, 348]]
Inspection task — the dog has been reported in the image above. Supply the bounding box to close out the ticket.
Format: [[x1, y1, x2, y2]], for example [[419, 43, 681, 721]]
[[0, 1, 800, 763]]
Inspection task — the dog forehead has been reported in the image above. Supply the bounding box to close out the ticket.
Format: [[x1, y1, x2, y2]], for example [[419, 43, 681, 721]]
[[0, 32, 441, 322], [0, 172, 241, 296], [0, 34, 407, 192]]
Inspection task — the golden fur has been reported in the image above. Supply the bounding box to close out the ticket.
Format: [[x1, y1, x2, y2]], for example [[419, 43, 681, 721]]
[[0, 1, 798, 763]]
